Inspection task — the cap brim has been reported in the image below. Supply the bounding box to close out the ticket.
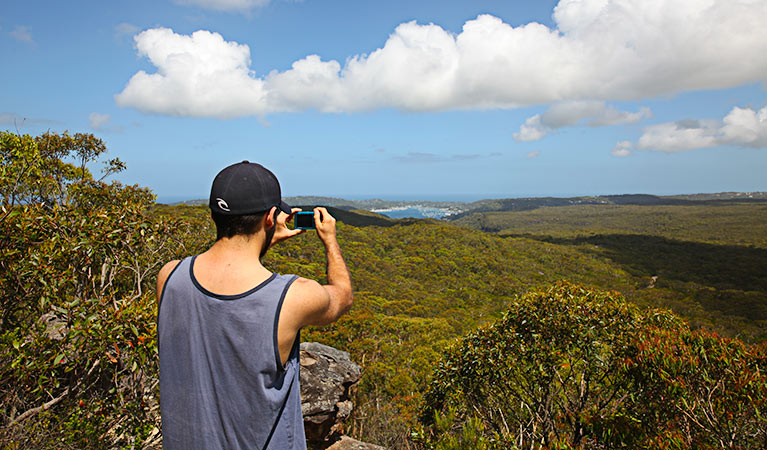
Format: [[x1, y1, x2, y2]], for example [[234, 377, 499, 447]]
[[278, 200, 292, 214]]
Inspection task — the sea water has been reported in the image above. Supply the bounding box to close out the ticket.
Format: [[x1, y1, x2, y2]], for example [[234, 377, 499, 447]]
[[371, 206, 454, 219]]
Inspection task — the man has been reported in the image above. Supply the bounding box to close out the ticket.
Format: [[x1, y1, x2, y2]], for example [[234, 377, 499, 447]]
[[155, 161, 353, 449]]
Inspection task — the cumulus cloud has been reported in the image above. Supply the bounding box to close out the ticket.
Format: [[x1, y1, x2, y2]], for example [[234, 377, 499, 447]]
[[173, 0, 269, 12], [116, 29, 269, 118], [611, 141, 633, 157], [514, 118, 549, 142], [9, 26, 33, 44], [526, 150, 541, 159], [116, 0, 767, 118], [513, 101, 652, 141], [636, 106, 767, 152]]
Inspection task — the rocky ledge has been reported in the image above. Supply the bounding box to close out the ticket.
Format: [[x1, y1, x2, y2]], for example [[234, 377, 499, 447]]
[[300, 342, 383, 448]]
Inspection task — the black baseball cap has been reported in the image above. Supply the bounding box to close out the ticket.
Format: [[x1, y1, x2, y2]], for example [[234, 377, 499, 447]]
[[209, 161, 292, 216]]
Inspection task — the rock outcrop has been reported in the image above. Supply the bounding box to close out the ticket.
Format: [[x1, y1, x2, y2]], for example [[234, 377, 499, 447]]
[[300, 342, 362, 445], [326, 436, 386, 450]]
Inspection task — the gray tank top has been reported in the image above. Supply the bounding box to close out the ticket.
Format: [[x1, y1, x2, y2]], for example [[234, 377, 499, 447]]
[[158, 256, 306, 450]]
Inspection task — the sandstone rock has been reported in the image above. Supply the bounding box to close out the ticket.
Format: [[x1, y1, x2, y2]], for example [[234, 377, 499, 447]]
[[300, 342, 361, 444], [326, 436, 386, 450]]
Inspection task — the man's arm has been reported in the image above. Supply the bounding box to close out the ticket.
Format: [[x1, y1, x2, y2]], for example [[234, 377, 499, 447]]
[[281, 207, 353, 327], [312, 206, 353, 323], [276, 207, 352, 364]]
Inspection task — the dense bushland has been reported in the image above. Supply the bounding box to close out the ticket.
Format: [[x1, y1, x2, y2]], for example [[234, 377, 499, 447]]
[[417, 282, 767, 449], [265, 218, 639, 447], [2, 130, 766, 449], [454, 205, 767, 342], [0, 131, 211, 447]]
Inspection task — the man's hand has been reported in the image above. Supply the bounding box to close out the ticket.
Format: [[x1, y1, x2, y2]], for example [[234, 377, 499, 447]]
[[314, 207, 337, 244], [270, 207, 305, 248]]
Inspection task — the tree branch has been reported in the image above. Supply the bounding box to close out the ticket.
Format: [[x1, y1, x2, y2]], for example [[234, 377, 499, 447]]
[[8, 388, 69, 426], [7, 359, 100, 426]]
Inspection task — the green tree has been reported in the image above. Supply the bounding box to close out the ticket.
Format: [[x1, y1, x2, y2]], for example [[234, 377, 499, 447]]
[[0, 130, 205, 448], [624, 328, 767, 448], [419, 282, 767, 449]]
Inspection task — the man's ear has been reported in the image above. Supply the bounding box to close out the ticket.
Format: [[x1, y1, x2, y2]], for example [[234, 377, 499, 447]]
[[264, 206, 278, 228]]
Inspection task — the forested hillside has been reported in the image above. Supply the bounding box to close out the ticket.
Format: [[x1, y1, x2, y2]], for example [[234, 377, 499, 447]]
[[452, 203, 767, 247], [2, 131, 765, 449], [452, 204, 767, 345], [449, 192, 767, 220]]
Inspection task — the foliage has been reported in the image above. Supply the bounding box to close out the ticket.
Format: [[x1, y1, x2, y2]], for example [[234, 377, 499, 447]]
[[3, 129, 767, 448], [454, 203, 767, 248], [624, 328, 767, 448], [0, 130, 123, 212], [453, 204, 767, 342], [418, 282, 767, 449], [264, 219, 636, 447], [0, 131, 208, 448]]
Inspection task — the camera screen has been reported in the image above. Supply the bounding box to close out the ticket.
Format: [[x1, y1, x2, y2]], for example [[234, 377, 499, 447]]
[[294, 212, 315, 229]]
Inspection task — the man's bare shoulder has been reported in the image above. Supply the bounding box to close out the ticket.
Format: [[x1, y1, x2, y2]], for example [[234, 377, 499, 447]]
[[288, 276, 322, 291], [283, 277, 334, 326], [156, 259, 181, 304], [286, 277, 330, 302]]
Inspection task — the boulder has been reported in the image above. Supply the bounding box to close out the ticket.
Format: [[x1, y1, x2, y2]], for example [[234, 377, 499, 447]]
[[300, 342, 361, 444], [326, 436, 386, 450]]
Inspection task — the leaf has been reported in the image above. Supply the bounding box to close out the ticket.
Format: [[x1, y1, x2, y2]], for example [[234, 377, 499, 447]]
[[54, 354, 65, 365]]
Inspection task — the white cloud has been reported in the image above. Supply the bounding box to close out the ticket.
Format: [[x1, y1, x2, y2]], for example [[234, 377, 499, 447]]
[[513, 101, 651, 141], [611, 141, 633, 157], [526, 150, 541, 159], [720, 106, 767, 148], [173, 0, 269, 12], [514, 116, 549, 142], [116, 28, 269, 118], [636, 106, 767, 152], [89, 113, 112, 130], [9, 26, 33, 44], [116, 0, 767, 118]]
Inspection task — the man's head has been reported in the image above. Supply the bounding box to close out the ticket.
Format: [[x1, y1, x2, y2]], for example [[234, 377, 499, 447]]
[[209, 161, 291, 254], [211, 210, 277, 257]]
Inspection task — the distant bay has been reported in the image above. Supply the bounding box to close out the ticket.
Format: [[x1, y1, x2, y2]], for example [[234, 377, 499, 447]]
[[371, 206, 455, 219]]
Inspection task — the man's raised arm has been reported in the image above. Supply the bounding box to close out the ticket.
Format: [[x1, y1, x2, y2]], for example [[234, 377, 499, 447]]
[[313, 207, 353, 323], [282, 207, 353, 328]]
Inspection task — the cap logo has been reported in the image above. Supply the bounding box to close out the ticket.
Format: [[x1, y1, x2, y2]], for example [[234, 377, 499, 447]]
[[216, 198, 230, 211]]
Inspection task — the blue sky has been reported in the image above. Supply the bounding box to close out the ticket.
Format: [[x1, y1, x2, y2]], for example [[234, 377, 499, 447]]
[[2, 0, 766, 202]]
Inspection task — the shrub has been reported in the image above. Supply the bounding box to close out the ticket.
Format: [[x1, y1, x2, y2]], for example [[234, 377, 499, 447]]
[[419, 282, 767, 449], [0, 131, 209, 448]]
